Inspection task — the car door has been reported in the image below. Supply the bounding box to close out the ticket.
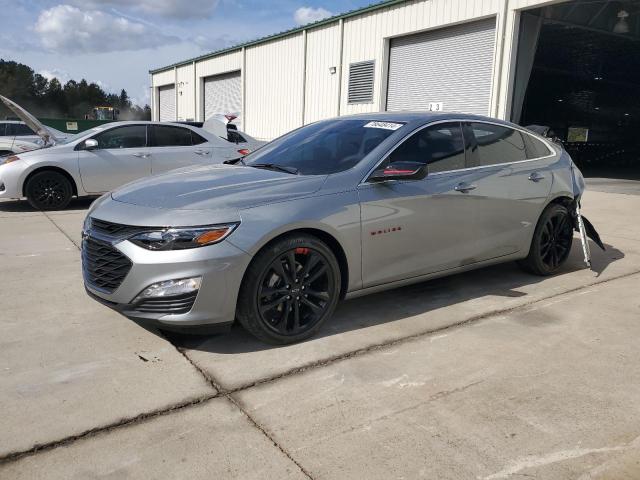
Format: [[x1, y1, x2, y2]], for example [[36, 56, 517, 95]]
[[78, 124, 151, 193], [358, 121, 482, 288], [148, 125, 213, 174], [461, 122, 554, 260]]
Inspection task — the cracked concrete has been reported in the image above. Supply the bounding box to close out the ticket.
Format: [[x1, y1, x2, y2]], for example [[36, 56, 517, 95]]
[[1, 186, 640, 478]]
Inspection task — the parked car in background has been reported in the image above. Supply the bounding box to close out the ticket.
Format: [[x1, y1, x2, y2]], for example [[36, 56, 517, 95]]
[[0, 95, 265, 210], [0, 120, 67, 146], [0, 137, 42, 157], [81, 112, 601, 344]]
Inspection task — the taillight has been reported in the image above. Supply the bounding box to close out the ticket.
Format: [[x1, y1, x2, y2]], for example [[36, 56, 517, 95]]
[[237, 149, 250, 156]]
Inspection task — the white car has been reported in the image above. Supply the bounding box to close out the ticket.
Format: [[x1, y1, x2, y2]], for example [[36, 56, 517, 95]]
[[0, 137, 42, 157], [0, 95, 264, 210], [0, 120, 67, 150]]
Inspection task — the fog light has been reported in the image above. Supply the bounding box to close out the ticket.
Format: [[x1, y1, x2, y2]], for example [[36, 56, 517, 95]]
[[134, 277, 201, 301]]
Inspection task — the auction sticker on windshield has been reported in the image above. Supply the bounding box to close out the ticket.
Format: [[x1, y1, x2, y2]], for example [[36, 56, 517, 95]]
[[363, 121, 404, 131]]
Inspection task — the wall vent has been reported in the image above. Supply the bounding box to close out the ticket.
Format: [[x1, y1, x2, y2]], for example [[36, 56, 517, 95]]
[[347, 60, 375, 104]]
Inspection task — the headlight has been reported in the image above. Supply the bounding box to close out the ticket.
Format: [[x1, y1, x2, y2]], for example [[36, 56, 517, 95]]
[[128, 223, 238, 250], [2, 155, 20, 165]]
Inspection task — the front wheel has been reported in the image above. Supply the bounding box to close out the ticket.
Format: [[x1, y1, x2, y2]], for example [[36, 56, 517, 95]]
[[236, 234, 341, 344], [25, 170, 73, 210], [518, 203, 574, 276]]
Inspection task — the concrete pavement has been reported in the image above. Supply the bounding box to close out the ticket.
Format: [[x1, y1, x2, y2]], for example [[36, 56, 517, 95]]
[[1, 186, 639, 478]]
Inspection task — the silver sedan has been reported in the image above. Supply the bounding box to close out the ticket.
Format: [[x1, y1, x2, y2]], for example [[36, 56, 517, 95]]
[[82, 112, 600, 344]]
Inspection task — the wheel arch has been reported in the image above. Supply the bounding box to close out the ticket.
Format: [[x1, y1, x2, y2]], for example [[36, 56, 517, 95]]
[[244, 227, 350, 300], [22, 166, 79, 197]]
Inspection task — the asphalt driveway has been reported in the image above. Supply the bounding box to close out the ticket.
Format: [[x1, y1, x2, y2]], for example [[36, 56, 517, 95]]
[[1, 184, 639, 479]]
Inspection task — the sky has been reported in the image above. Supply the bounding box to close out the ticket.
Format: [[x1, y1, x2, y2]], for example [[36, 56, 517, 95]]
[[0, 0, 376, 107]]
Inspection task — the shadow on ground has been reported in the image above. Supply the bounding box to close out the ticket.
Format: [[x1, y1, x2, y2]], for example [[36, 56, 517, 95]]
[[0, 197, 96, 212], [164, 239, 624, 354]]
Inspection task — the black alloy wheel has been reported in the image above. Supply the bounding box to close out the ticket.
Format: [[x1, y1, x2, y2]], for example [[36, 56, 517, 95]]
[[518, 203, 574, 276], [237, 235, 341, 344], [25, 171, 73, 210]]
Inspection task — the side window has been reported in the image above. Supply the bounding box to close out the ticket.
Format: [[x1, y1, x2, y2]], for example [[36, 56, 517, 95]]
[[523, 132, 552, 159], [469, 123, 527, 166], [388, 122, 466, 173], [8, 123, 35, 136], [227, 130, 246, 144], [191, 130, 207, 146], [94, 125, 147, 149], [151, 126, 193, 147], [0, 123, 6, 136]]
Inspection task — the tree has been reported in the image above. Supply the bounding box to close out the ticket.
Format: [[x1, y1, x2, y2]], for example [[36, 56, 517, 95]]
[[0, 58, 149, 120]]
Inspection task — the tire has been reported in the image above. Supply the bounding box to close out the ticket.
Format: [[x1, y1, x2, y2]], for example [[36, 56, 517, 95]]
[[237, 234, 341, 344], [518, 203, 574, 276], [25, 170, 73, 211]]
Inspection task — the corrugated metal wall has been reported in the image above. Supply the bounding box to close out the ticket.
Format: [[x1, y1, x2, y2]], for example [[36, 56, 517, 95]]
[[245, 33, 305, 140], [176, 63, 195, 121], [304, 23, 342, 124], [151, 0, 567, 139]]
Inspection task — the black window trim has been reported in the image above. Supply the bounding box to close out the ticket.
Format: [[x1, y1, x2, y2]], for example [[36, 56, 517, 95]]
[[361, 118, 557, 185]]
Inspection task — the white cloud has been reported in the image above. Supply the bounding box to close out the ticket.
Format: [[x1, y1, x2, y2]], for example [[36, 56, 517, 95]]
[[34, 5, 180, 54], [294, 6, 332, 26], [39, 68, 71, 84], [69, 0, 220, 19]]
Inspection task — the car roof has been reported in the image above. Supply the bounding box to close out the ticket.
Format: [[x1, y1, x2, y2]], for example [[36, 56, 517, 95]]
[[335, 111, 516, 127]]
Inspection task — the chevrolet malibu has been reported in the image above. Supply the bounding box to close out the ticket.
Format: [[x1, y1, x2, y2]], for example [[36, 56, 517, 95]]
[[82, 112, 596, 344]]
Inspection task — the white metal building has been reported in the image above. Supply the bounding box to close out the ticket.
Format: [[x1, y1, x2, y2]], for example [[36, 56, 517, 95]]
[[150, 0, 640, 177]]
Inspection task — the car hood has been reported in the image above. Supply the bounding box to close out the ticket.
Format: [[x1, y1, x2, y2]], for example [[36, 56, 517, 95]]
[[111, 164, 327, 211], [0, 95, 60, 145]]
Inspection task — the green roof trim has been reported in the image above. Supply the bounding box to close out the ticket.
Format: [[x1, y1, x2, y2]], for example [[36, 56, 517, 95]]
[[149, 0, 407, 74]]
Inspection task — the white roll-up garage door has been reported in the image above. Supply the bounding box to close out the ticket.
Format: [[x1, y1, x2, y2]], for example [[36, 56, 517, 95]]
[[158, 84, 176, 121], [203, 71, 242, 124], [387, 18, 496, 115]]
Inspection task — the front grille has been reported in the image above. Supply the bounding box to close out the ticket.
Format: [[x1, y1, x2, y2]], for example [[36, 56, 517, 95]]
[[82, 237, 132, 293], [133, 292, 198, 315], [90, 218, 157, 238]]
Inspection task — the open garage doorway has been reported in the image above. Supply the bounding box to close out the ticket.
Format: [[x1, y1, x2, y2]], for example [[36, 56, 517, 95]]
[[512, 1, 640, 179]]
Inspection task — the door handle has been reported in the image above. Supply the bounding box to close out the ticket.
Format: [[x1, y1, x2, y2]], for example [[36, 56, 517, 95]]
[[133, 152, 150, 158], [194, 149, 210, 155], [454, 182, 477, 193], [528, 172, 546, 182]]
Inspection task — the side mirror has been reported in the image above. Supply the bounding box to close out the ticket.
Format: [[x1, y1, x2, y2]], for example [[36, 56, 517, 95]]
[[369, 161, 428, 182], [84, 139, 98, 151]]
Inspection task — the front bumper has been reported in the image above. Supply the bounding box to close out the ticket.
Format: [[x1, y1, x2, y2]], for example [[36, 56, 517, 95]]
[[0, 161, 25, 199], [84, 234, 252, 328]]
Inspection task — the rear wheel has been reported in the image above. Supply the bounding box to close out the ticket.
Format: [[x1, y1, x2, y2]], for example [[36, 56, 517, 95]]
[[25, 170, 73, 211], [237, 234, 341, 344], [518, 203, 574, 276]]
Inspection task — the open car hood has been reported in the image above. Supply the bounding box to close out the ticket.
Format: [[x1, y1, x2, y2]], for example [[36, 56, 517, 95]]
[[0, 95, 60, 145]]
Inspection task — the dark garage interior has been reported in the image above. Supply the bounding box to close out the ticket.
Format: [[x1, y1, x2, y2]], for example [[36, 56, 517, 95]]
[[512, 0, 640, 178]]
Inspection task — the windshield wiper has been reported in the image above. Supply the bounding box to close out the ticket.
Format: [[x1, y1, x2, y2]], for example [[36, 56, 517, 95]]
[[223, 157, 246, 166], [249, 163, 299, 175]]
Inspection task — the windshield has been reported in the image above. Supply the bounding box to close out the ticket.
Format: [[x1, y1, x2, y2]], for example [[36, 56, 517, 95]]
[[244, 119, 403, 175], [56, 126, 107, 145]]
